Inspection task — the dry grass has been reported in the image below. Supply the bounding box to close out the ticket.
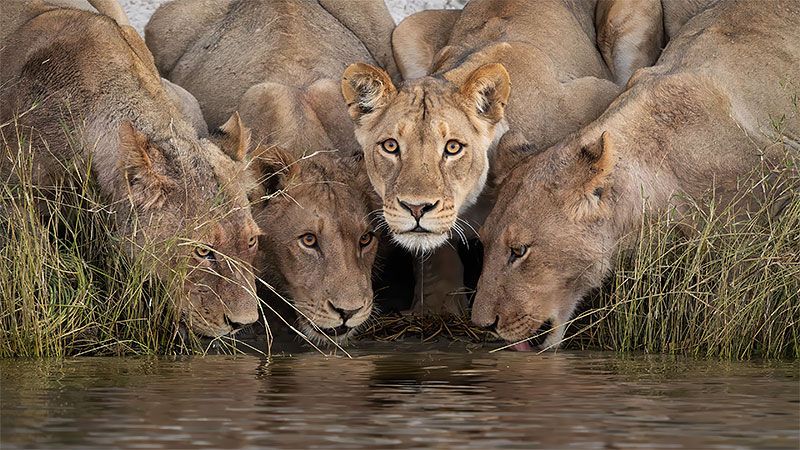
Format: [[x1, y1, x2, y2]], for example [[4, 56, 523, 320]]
[[570, 159, 799, 358], [0, 124, 259, 357], [362, 158, 799, 359]]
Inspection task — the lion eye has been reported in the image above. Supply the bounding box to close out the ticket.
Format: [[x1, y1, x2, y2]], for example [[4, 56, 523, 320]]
[[381, 138, 399, 154], [300, 233, 318, 248], [194, 245, 214, 260], [359, 232, 373, 247], [508, 245, 528, 264], [444, 139, 464, 156], [248, 235, 258, 248]]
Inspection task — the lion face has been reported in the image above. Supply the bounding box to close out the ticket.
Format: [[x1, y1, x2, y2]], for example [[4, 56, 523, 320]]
[[342, 63, 510, 253], [472, 132, 617, 350], [118, 114, 262, 338], [251, 150, 379, 345]]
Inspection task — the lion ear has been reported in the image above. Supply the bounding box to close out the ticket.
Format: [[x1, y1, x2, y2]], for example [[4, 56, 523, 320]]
[[573, 131, 616, 219], [119, 121, 153, 174], [215, 112, 252, 162], [459, 63, 511, 124], [250, 146, 300, 197], [118, 121, 173, 210], [489, 131, 534, 187], [341, 63, 397, 123]]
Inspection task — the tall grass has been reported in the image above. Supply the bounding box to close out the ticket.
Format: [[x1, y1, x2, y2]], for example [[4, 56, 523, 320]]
[[570, 156, 800, 358], [0, 127, 216, 357], [365, 155, 799, 359], [0, 122, 338, 357]]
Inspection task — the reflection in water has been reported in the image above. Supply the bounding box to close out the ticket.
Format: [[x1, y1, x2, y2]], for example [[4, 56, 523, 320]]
[[1, 342, 798, 449]]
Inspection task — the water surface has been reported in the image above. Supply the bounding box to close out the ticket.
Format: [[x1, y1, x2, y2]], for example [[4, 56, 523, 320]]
[[1, 342, 798, 449]]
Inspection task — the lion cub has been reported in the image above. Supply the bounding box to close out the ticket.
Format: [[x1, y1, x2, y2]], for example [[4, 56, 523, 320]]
[[472, 0, 800, 350], [145, 0, 395, 343], [0, 1, 261, 338]]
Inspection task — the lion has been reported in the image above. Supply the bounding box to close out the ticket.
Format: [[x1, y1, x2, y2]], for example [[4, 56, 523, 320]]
[[0, 1, 262, 338], [144, 0, 399, 132], [248, 148, 381, 345], [341, 0, 640, 311], [471, 0, 800, 350], [145, 0, 394, 343]]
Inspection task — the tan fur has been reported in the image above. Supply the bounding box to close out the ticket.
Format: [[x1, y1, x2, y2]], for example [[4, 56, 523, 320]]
[[472, 0, 800, 350], [344, 0, 624, 311], [249, 148, 380, 345], [0, 2, 262, 338], [595, 0, 664, 85], [145, 0, 398, 132], [146, 0, 389, 342], [392, 10, 461, 80], [594, 0, 721, 85], [662, 0, 721, 38]]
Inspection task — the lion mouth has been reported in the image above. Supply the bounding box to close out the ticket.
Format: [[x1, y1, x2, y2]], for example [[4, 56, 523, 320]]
[[509, 339, 535, 352], [320, 325, 351, 337], [391, 230, 449, 253], [499, 320, 554, 351], [298, 318, 355, 345]]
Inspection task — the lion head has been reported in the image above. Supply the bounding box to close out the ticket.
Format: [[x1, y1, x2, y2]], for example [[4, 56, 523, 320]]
[[249, 148, 380, 345], [472, 131, 617, 350], [341, 63, 511, 253], [115, 113, 262, 338]]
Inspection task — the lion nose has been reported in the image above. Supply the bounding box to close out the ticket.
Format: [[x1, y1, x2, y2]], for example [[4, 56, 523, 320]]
[[398, 199, 438, 220], [482, 315, 500, 332], [330, 303, 363, 323]]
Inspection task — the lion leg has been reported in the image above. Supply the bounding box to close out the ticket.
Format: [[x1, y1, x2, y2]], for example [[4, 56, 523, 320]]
[[410, 244, 468, 316], [595, 0, 665, 85], [392, 10, 461, 80], [318, 0, 400, 83], [86, 0, 129, 26], [144, 0, 233, 77]]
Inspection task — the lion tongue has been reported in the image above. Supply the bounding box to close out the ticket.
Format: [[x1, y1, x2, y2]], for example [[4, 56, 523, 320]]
[[510, 340, 534, 352]]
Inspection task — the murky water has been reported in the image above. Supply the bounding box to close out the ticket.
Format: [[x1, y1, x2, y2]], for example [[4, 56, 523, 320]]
[[1, 342, 798, 449]]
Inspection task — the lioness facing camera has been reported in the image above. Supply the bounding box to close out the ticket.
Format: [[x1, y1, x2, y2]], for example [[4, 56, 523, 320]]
[[0, 1, 261, 337], [342, 0, 636, 311], [472, 0, 800, 350]]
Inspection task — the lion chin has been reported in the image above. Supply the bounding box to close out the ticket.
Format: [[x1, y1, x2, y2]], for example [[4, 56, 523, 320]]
[[298, 319, 356, 346], [391, 231, 450, 254]]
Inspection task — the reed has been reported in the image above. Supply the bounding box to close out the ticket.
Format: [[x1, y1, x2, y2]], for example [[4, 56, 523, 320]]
[[0, 127, 248, 357], [571, 157, 799, 358], [2, 123, 796, 358], [364, 157, 799, 359]]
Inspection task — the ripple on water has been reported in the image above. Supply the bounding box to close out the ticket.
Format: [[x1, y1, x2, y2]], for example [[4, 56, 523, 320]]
[[1, 343, 798, 449]]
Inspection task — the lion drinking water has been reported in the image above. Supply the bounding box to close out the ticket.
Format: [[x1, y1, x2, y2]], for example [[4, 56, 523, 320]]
[[1, 1, 262, 338], [145, 0, 396, 344], [471, 0, 800, 350]]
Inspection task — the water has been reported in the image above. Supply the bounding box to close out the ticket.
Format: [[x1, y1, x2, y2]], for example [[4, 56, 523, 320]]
[[1, 342, 798, 449]]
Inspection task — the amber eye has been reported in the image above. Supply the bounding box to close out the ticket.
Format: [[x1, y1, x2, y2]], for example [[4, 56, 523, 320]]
[[359, 232, 373, 247], [444, 140, 464, 156], [248, 235, 258, 249], [194, 245, 214, 260], [300, 233, 318, 248], [381, 138, 399, 154], [508, 245, 528, 264]]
